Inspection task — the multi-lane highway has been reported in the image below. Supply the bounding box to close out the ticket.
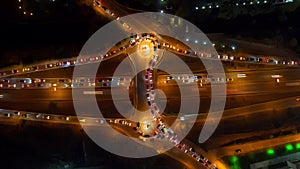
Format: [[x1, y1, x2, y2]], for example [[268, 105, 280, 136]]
[[1, 56, 300, 169], [1, 0, 300, 169]]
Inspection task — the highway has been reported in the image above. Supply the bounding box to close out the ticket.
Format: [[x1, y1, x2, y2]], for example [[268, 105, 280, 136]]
[[1, 64, 299, 113], [0, 0, 299, 168], [1, 61, 300, 169]]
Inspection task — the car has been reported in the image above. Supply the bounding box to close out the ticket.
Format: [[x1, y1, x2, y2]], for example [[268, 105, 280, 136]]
[[21, 113, 30, 118], [45, 115, 51, 120], [141, 33, 148, 37], [145, 74, 149, 82], [235, 149, 242, 153], [189, 147, 195, 152], [14, 112, 21, 116], [196, 156, 201, 162], [226, 78, 234, 82], [199, 155, 205, 160], [146, 93, 150, 100], [4, 113, 11, 117], [94, 0, 101, 5], [35, 114, 42, 119], [12, 69, 19, 74], [151, 104, 160, 115]]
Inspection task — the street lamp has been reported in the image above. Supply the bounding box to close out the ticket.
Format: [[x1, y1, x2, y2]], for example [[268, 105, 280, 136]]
[[231, 45, 236, 51]]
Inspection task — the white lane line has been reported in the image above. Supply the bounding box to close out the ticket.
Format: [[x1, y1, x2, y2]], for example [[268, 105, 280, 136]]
[[83, 91, 103, 95]]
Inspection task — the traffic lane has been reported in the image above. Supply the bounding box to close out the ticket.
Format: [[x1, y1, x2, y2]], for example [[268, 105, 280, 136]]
[[0, 86, 133, 118], [184, 109, 300, 159], [9, 54, 127, 78], [179, 97, 300, 146], [109, 121, 206, 169], [182, 95, 300, 127], [87, 121, 192, 169], [101, 0, 159, 34], [0, 86, 298, 117], [0, 87, 131, 101], [165, 146, 208, 169], [0, 99, 130, 118], [158, 69, 300, 94], [204, 119, 300, 150], [212, 132, 300, 158], [101, 0, 132, 17]]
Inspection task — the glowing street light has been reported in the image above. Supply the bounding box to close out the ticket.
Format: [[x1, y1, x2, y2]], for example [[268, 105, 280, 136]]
[[230, 156, 238, 163], [285, 144, 293, 151], [266, 148, 275, 156]]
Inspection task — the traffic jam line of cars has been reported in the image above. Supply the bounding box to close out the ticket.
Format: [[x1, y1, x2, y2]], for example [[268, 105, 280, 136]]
[[0, 77, 132, 90], [128, 36, 218, 169], [161, 41, 299, 66], [0, 109, 137, 128]]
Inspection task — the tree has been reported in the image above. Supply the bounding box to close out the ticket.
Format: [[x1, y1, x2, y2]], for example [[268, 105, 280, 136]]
[[289, 37, 298, 48]]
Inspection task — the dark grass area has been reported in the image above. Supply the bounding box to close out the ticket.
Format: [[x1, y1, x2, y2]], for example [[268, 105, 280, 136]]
[[0, 121, 185, 169]]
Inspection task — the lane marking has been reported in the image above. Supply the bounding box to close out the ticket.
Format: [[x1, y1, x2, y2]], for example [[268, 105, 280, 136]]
[[83, 91, 103, 95]]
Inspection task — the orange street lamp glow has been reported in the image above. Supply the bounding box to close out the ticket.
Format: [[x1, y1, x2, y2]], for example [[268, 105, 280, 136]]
[[137, 39, 154, 58]]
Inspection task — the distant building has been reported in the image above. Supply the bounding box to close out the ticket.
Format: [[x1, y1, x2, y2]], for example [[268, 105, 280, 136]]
[[250, 152, 300, 169]]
